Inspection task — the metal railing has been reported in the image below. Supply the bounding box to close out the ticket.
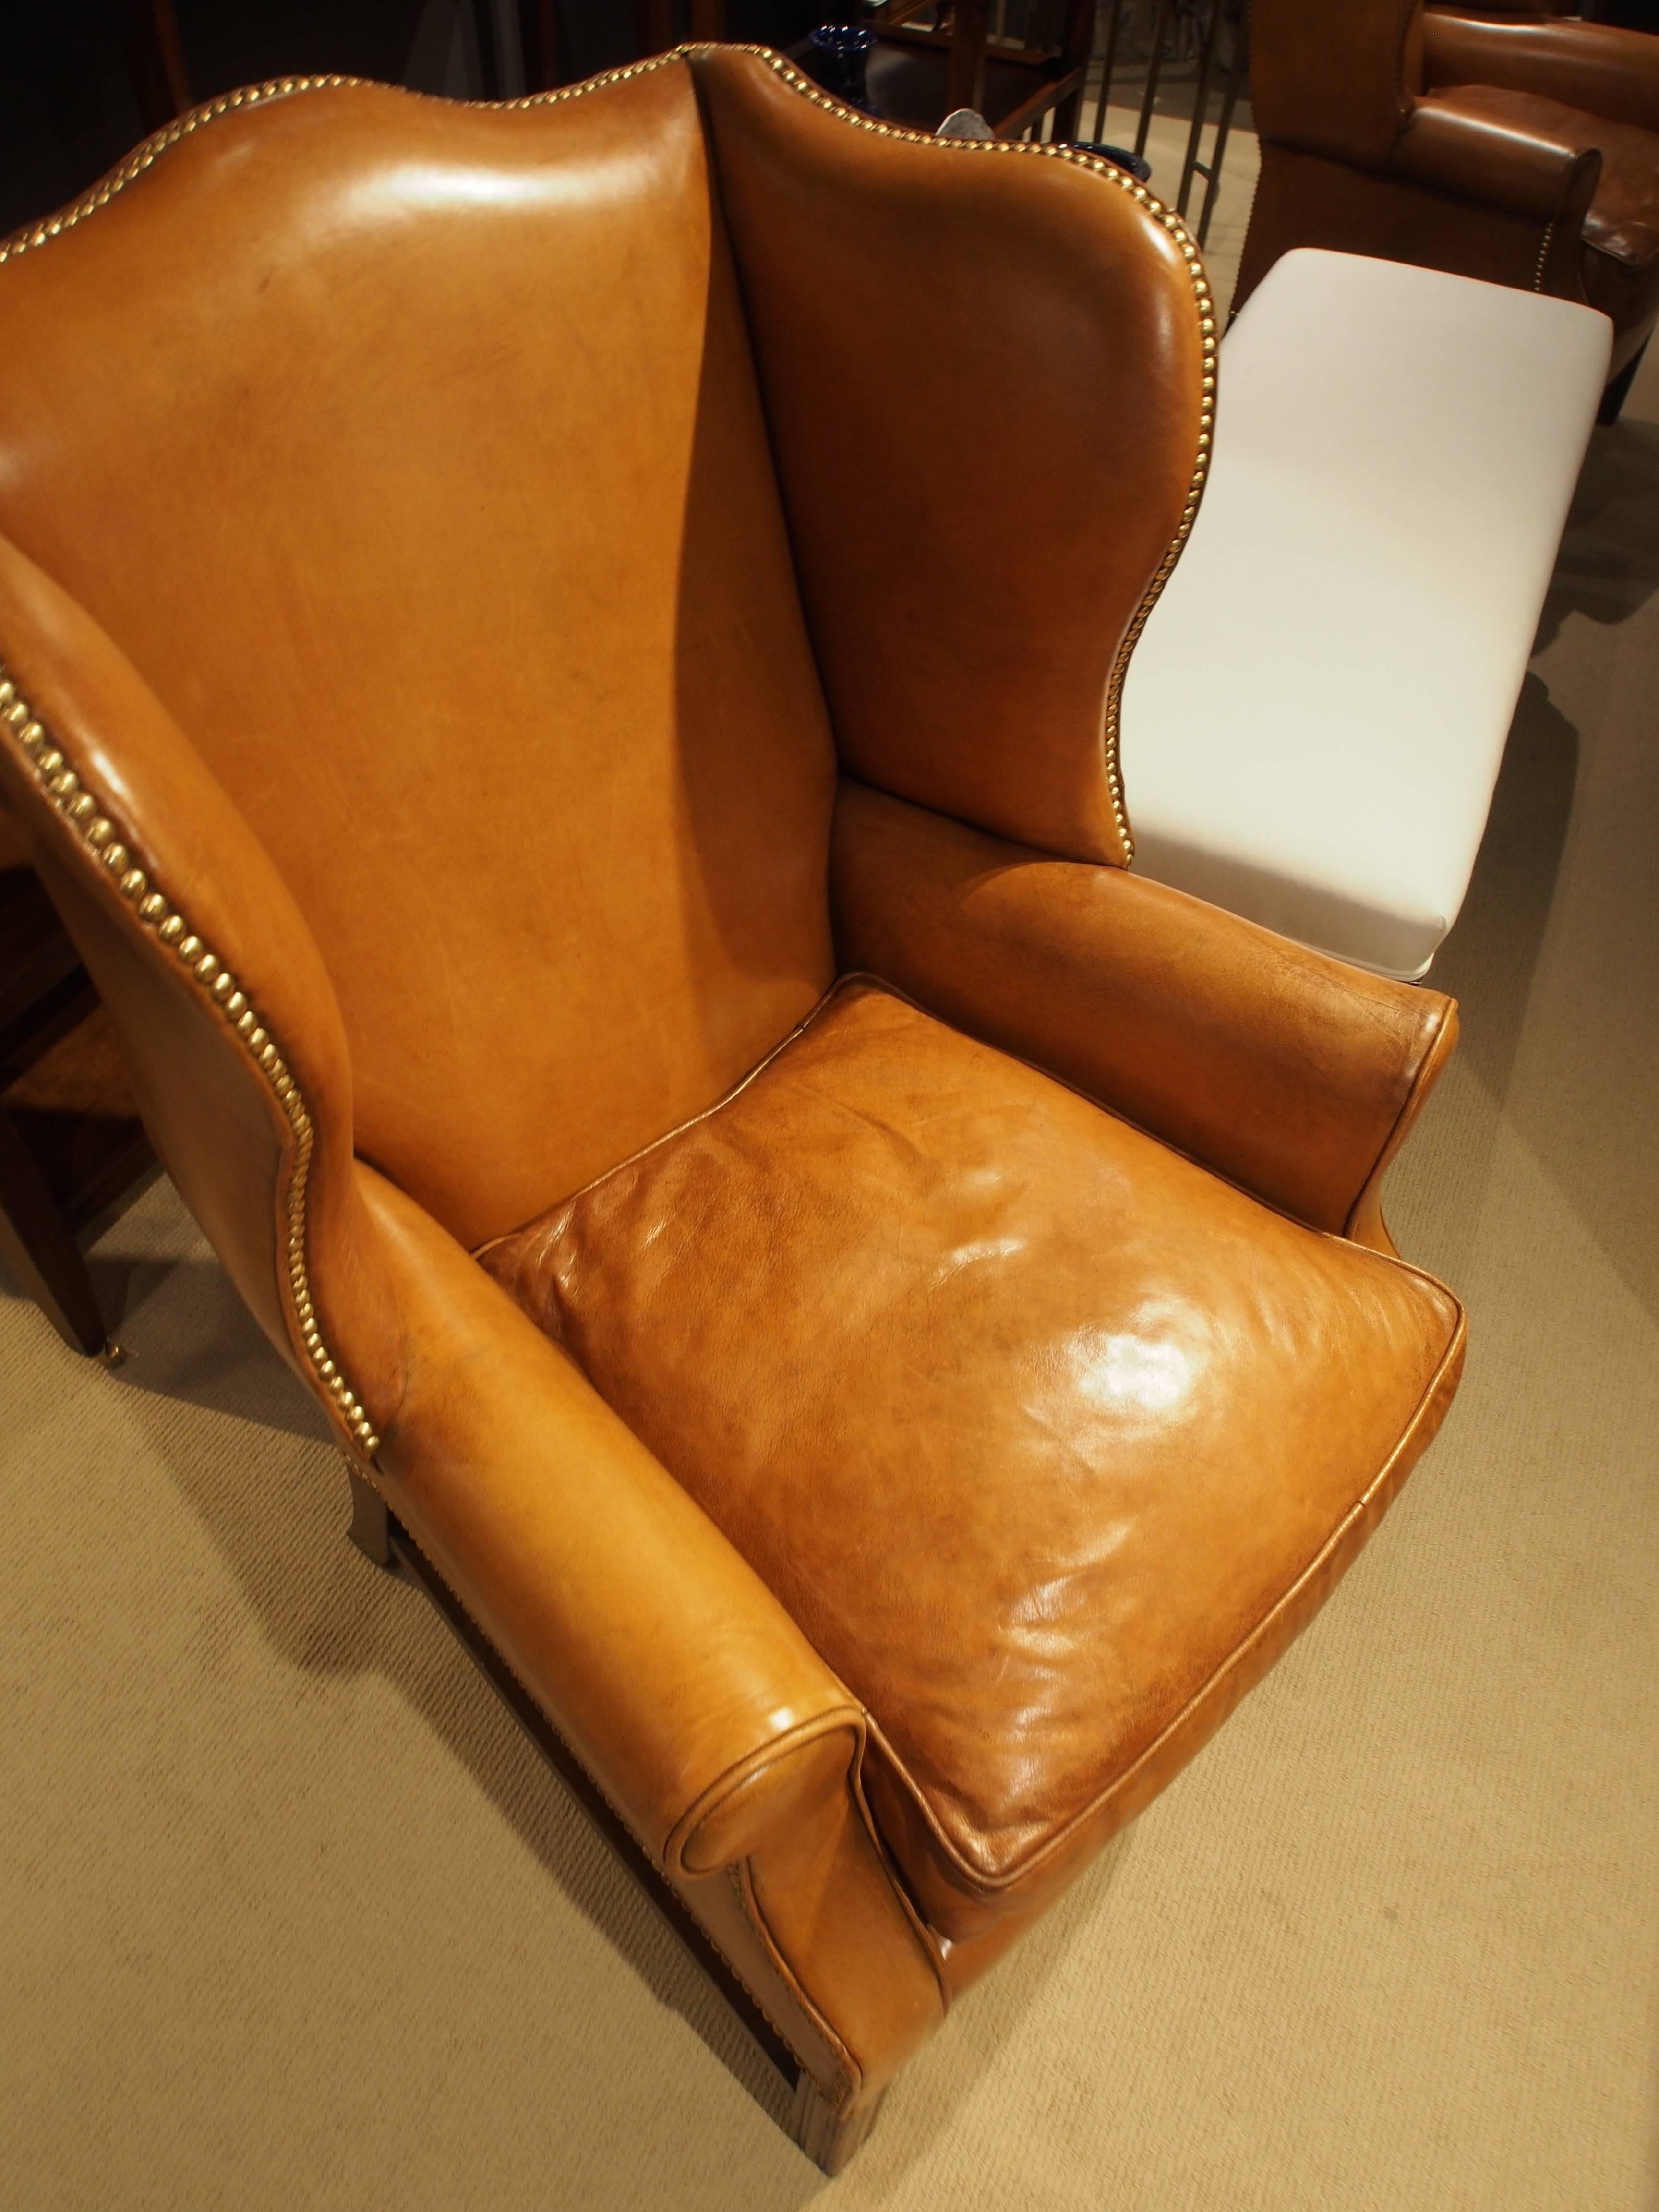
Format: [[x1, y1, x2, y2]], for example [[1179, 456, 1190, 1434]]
[[1088, 0, 1250, 245]]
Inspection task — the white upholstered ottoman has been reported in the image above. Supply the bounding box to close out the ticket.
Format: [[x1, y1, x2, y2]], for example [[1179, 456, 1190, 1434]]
[[1122, 248, 1611, 978]]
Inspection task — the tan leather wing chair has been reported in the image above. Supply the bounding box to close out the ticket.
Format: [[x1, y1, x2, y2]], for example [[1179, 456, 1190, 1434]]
[[0, 47, 1465, 2171], [1237, 0, 1659, 420]]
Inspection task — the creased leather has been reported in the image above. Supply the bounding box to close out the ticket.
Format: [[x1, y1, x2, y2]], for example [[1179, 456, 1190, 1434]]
[[830, 781, 1457, 1240], [1426, 11, 1659, 138], [483, 980, 1464, 1932]]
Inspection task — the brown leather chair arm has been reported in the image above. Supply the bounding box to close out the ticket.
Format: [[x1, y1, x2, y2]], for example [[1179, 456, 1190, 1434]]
[[359, 1165, 866, 1879], [830, 782, 1457, 1245], [1425, 12, 1659, 134], [1394, 87, 1602, 219], [0, 530, 402, 1449]]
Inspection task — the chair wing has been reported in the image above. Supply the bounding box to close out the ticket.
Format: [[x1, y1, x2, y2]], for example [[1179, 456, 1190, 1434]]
[[692, 46, 1214, 866]]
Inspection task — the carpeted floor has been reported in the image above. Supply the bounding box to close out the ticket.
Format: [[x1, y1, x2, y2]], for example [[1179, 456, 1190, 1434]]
[[4, 294, 1658, 2211]]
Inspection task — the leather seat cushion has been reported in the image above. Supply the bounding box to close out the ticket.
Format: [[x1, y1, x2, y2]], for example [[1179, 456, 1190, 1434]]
[[481, 980, 1463, 1931], [1439, 83, 1659, 274]]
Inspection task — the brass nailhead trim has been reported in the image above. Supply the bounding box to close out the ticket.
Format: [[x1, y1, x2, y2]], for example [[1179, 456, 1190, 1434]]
[[0, 58, 690, 264], [741, 47, 1217, 868], [1532, 221, 1554, 293], [1, 45, 1212, 862], [0, 669, 380, 1457]]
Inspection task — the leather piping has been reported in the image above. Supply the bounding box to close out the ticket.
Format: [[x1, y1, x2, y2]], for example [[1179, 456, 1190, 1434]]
[[666, 1707, 866, 1875], [0, 48, 1216, 869], [734, 1860, 865, 2112], [0, 662, 381, 1456], [863, 1307, 1465, 1902]]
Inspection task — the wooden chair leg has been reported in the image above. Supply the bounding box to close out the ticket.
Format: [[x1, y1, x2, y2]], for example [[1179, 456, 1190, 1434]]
[[343, 1460, 395, 1568], [108, 0, 192, 132], [788, 2075, 887, 2176], [635, 0, 677, 56], [1599, 338, 1649, 427], [0, 1099, 107, 1355], [518, 0, 571, 90], [948, 0, 991, 115], [340, 1465, 893, 2171]]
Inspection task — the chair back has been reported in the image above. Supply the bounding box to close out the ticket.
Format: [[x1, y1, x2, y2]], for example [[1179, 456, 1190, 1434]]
[[0, 63, 838, 1246]]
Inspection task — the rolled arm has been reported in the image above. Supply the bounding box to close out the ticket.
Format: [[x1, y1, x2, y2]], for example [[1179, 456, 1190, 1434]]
[[1424, 13, 1659, 135], [1394, 89, 1602, 222], [358, 1165, 865, 1878], [830, 782, 1457, 1245]]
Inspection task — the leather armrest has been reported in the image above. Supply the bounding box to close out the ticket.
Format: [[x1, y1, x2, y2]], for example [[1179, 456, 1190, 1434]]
[[1425, 12, 1659, 135], [1394, 88, 1601, 220], [358, 1164, 865, 1879], [830, 781, 1457, 1246]]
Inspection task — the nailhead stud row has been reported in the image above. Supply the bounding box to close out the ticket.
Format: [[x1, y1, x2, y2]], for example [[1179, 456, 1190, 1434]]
[[0, 45, 1211, 862], [0, 669, 379, 1456]]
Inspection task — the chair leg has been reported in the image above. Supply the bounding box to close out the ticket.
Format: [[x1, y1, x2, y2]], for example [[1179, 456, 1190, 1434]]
[[1598, 339, 1648, 427], [788, 2074, 886, 2176], [0, 1099, 108, 1356], [343, 1460, 395, 1568]]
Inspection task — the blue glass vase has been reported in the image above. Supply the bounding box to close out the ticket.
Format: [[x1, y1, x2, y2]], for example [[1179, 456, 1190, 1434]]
[[808, 25, 879, 115]]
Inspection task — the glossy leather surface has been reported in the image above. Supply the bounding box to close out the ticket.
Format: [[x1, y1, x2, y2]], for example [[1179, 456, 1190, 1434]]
[[484, 980, 1464, 1930], [1426, 84, 1659, 268], [1234, 140, 1587, 310], [692, 47, 1206, 867], [0, 530, 404, 1444], [0, 65, 837, 1249], [1426, 11, 1659, 136], [1395, 87, 1602, 217]]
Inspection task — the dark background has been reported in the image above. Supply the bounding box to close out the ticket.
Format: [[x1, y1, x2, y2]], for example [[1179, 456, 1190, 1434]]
[[0, 0, 826, 238]]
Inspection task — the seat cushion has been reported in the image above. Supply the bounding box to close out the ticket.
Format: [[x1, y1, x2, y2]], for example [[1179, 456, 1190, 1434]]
[[1123, 248, 1607, 979], [481, 980, 1463, 1934]]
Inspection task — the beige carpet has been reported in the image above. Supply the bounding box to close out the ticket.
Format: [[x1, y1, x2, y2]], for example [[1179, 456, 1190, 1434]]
[[4, 348, 1659, 2212]]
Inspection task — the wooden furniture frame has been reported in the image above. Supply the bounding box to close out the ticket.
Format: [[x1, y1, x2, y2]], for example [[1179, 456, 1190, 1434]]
[[868, 0, 1098, 139], [626, 4, 1096, 139]]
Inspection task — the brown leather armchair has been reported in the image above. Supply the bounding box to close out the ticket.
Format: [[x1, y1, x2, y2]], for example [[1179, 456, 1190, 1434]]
[[1237, 0, 1659, 420], [0, 48, 1465, 2171]]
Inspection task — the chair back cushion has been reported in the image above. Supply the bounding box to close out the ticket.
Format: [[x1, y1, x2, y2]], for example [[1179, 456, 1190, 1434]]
[[0, 63, 837, 1246]]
